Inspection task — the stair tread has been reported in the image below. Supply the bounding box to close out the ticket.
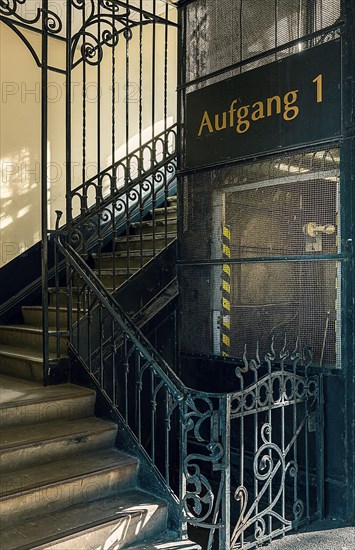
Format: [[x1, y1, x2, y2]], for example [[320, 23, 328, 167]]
[[129, 534, 201, 549], [116, 233, 176, 242], [131, 218, 177, 228], [155, 206, 177, 213], [22, 306, 69, 312], [92, 251, 155, 258], [94, 268, 139, 275], [0, 375, 94, 408], [0, 344, 58, 362], [0, 489, 167, 550], [0, 416, 116, 451], [0, 325, 59, 334], [0, 448, 137, 498]]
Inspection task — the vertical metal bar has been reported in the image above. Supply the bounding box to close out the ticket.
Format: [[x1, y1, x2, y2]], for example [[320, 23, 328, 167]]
[[111, 7, 117, 290], [293, 360, 298, 511], [151, 369, 156, 463], [151, 0, 157, 255], [96, 1, 102, 280], [65, 0, 73, 345], [281, 359, 286, 535], [275, 0, 278, 60], [305, 391, 310, 520], [164, 3, 169, 246], [165, 388, 170, 485], [316, 374, 325, 518], [253, 366, 259, 532], [87, 290, 92, 372], [125, 0, 130, 164], [139, 0, 143, 176], [240, 375, 245, 547], [82, 1, 87, 215], [66, 2, 72, 226], [111, 318, 115, 404], [179, 398, 188, 539], [239, 0, 243, 72], [41, 0, 49, 385], [54, 236, 60, 359], [124, 337, 129, 422], [222, 395, 231, 550], [137, 354, 142, 444], [100, 305, 104, 389]]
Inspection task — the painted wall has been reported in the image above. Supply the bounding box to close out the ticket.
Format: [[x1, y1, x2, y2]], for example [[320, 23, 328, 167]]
[[0, 11, 177, 267], [0, 24, 42, 267]]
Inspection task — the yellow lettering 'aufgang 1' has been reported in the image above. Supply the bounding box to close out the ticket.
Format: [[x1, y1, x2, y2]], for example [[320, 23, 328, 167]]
[[197, 76, 323, 138]]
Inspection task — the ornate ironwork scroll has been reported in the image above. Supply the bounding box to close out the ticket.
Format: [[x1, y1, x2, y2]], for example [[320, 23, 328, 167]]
[[229, 337, 321, 549]]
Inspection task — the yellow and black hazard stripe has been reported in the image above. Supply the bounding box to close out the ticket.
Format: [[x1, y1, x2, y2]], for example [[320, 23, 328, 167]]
[[221, 225, 231, 356]]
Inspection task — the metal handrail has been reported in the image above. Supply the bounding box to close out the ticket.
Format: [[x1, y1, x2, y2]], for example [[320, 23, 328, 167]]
[[56, 235, 186, 399]]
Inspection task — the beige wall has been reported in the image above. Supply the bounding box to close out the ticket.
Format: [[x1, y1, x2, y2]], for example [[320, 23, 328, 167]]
[[0, 24, 42, 267], [0, 12, 177, 267]]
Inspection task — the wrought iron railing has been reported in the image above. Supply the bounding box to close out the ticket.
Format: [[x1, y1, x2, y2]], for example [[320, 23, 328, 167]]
[[68, 125, 178, 284], [54, 229, 323, 550], [48, 125, 177, 362]]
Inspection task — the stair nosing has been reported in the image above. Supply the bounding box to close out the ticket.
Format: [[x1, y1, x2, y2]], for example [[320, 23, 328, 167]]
[[0, 345, 58, 362], [0, 417, 117, 452], [0, 381, 95, 410], [115, 233, 176, 242], [0, 490, 167, 550], [0, 450, 137, 499]]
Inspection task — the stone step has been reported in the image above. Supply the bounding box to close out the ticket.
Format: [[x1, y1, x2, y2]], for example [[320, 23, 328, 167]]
[[0, 375, 95, 427], [0, 325, 67, 354], [48, 288, 83, 308], [129, 535, 201, 550], [0, 416, 117, 473], [92, 251, 153, 270], [0, 449, 138, 526], [91, 269, 139, 289], [21, 306, 71, 327], [154, 205, 177, 220], [167, 195, 177, 205], [131, 219, 177, 235], [0, 345, 59, 381], [48, 289, 111, 309], [0, 490, 168, 550], [115, 233, 176, 251]]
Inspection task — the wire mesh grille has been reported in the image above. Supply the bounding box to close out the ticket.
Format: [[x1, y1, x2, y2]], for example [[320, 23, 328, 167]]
[[179, 147, 341, 367], [179, 260, 340, 367], [185, 0, 341, 86], [180, 147, 340, 260]]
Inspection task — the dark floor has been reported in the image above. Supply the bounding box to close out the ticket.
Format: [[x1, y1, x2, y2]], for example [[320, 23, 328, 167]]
[[188, 520, 355, 550]]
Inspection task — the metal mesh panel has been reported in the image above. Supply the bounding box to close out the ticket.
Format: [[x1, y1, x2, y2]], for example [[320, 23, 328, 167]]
[[179, 146, 341, 367], [180, 147, 340, 261], [179, 260, 340, 367], [185, 0, 341, 85]]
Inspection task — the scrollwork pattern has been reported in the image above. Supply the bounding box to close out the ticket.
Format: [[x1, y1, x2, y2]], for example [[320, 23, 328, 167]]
[[231, 336, 318, 418], [1, 0, 63, 34], [182, 395, 226, 530], [231, 422, 304, 548]]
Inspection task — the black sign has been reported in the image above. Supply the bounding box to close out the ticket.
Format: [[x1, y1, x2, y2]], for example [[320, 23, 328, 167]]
[[185, 40, 341, 169]]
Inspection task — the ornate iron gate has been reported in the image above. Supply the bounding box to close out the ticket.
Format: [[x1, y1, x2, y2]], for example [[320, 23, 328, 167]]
[[229, 339, 323, 549], [182, 338, 323, 550]]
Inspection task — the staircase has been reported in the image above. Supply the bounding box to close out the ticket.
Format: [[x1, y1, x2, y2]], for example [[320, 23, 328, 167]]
[[0, 195, 178, 383], [0, 375, 199, 549], [0, 197, 200, 549]]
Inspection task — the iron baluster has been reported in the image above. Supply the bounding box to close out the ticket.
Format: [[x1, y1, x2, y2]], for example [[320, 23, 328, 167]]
[[151, 369, 156, 464], [41, 0, 49, 384], [292, 339, 299, 526]]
